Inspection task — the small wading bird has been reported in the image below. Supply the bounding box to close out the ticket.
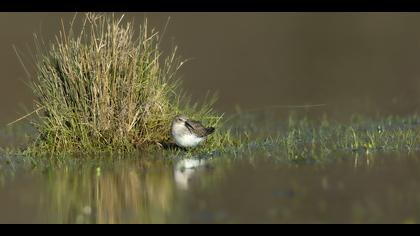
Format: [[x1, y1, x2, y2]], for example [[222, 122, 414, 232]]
[[171, 115, 215, 149]]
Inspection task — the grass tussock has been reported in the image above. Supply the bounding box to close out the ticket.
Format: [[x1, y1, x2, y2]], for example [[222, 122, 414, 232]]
[[21, 13, 231, 155]]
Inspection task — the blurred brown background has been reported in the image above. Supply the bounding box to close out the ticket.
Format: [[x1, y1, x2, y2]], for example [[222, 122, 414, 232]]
[[2, 12, 420, 124]]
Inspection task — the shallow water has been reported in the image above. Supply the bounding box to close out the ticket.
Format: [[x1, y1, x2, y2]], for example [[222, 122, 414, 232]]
[[1, 152, 420, 224], [3, 12, 420, 224]]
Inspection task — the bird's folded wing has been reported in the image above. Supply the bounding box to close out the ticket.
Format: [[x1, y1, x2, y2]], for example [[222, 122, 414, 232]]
[[185, 120, 208, 137]]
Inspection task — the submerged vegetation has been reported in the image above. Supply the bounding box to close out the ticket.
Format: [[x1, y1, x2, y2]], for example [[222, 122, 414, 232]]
[[3, 109, 420, 162], [18, 13, 230, 155], [222, 112, 420, 162]]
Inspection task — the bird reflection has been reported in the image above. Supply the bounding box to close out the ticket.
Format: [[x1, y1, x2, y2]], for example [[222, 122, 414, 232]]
[[174, 158, 208, 190]]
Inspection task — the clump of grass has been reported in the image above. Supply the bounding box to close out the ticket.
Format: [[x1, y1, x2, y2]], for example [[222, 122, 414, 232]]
[[20, 13, 230, 155]]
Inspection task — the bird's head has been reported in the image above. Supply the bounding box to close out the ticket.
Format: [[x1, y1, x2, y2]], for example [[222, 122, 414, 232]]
[[173, 115, 188, 125]]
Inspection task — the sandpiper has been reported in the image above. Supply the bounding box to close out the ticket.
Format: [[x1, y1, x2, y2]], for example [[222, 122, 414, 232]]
[[171, 115, 215, 149]]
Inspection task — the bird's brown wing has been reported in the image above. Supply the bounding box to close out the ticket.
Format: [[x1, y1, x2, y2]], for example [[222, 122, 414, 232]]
[[185, 119, 213, 137]]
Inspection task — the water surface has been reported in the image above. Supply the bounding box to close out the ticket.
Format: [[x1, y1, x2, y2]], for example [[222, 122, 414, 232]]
[[2, 12, 420, 224], [1, 152, 420, 223]]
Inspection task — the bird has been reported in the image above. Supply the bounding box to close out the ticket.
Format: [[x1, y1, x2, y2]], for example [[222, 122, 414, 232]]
[[171, 115, 215, 149]]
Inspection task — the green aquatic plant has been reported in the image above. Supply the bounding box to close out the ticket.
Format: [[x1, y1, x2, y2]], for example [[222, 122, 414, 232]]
[[211, 111, 420, 161], [17, 13, 231, 155]]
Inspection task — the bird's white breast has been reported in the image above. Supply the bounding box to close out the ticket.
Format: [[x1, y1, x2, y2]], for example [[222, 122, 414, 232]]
[[173, 133, 204, 148], [172, 122, 205, 148]]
